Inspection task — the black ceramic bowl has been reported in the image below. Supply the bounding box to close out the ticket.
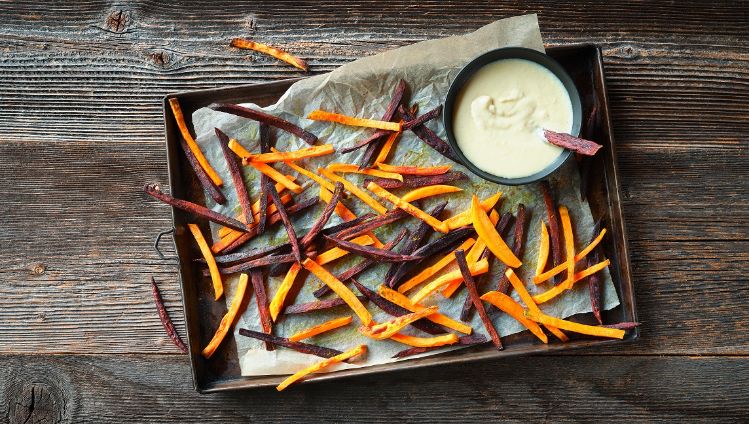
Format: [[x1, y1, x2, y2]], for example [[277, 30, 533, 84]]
[[443, 47, 582, 186]]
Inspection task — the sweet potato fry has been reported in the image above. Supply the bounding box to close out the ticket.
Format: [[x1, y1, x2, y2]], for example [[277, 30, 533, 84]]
[[390, 333, 459, 348], [392, 334, 486, 358], [144, 184, 249, 233], [359, 306, 438, 340], [248, 161, 303, 194], [218, 252, 297, 274], [401, 185, 462, 203], [540, 181, 564, 284], [340, 129, 390, 154], [355, 79, 407, 167], [559, 205, 576, 289], [496, 204, 527, 294], [276, 344, 367, 391], [201, 273, 248, 359], [238, 328, 343, 358], [365, 171, 468, 190], [213, 193, 293, 251], [257, 124, 271, 235], [211, 244, 287, 265], [454, 250, 502, 350], [177, 136, 226, 204], [398, 238, 476, 294], [480, 291, 548, 343], [410, 259, 489, 304], [210, 103, 318, 145], [532, 259, 611, 304], [230, 38, 308, 71], [266, 180, 302, 263], [533, 227, 607, 285], [378, 286, 472, 334], [300, 182, 343, 247], [284, 296, 368, 315], [398, 105, 458, 161], [442, 192, 502, 230], [525, 310, 624, 339], [376, 163, 451, 176], [288, 316, 353, 342], [215, 129, 254, 225], [187, 224, 224, 300], [151, 277, 188, 354], [169, 98, 223, 186], [374, 130, 401, 164], [326, 163, 403, 181], [303, 259, 372, 325], [471, 195, 521, 268], [587, 221, 604, 324], [319, 168, 388, 215], [315, 235, 374, 265], [318, 184, 358, 222], [400, 104, 442, 130], [331, 209, 408, 241], [269, 263, 301, 322], [250, 270, 275, 350], [504, 269, 568, 342], [543, 129, 603, 156], [218, 180, 292, 237], [241, 144, 335, 164], [576, 227, 607, 263], [367, 182, 449, 233], [308, 110, 401, 131], [275, 151, 337, 192], [602, 322, 641, 330], [323, 235, 423, 262], [536, 221, 550, 277]]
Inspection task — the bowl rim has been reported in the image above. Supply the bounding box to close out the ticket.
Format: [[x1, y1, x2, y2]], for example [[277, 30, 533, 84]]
[[443, 46, 582, 186]]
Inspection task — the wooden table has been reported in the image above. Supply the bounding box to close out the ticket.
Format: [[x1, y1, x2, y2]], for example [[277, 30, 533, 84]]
[[1, 1, 747, 422]]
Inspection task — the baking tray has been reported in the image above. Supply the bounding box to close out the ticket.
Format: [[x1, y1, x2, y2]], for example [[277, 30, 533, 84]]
[[162, 44, 637, 393]]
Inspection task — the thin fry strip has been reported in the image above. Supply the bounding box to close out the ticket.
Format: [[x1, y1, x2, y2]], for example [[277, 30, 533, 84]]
[[533, 228, 607, 285], [144, 184, 249, 233], [250, 270, 275, 351], [401, 185, 462, 203], [218, 180, 291, 237], [390, 333, 459, 348], [399, 105, 458, 161], [480, 291, 548, 343], [358, 80, 407, 168], [188, 224, 223, 300], [401, 104, 442, 130], [302, 259, 372, 325], [284, 296, 368, 315], [366, 171, 468, 190], [300, 182, 344, 247], [588, 221, 604, 324], [276, 345, 367, 391], [366, 181, 449, 233], [275, 151, 338, 192], [324, 235, 423, 262], [308, 110, 401, 131], [504, 269, 568, 342], [376, 163, 451, 176], [288, 316, 353, 342], [398, 238, 476, 294], [559, 206, 576, 288], [378, 286, 472, 335], [266, 180, 302, 263], [246, 144, 335, 163], [543, 129, 603, 156], [169, 98, 223, 186], [320, 168, 388, 215], [238, 328, 343, 358], [536, 221, 550, 276], [177, 135, 226, 204], [443, 192, 502, 230], [495, 204, 527, 294], [201, 273, 248, 358], [331, 209, 408, 241], [214, 193, 292, 251], [525, 310, 625, 339], [257, 124, 271, 235], [151, 277, 188, 353], [326, 163, 403, 181], [269, 263, 302, 322], [230, 38, 308, 71], [392, 334, 486, 358], [540, 181, 564, 284], [318, 185, 385, 248], [358, 306, 438, 340], [248, 161, 303, 193], [533, 259, 611, 304], [210, 103, 317, 145], [454, 250, 502, 350], [315, 235, 374, 265], [215, 130, 254, 225], [410, 259, 489, 304], [374, 130, 401, 164], [471, 195, 521, 268]]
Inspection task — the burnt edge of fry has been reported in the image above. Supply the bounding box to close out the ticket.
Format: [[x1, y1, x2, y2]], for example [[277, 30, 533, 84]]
[[238, 329, 342, 358], [455, 250, 503, 350], [210, 103, 317, 145], [364, 171, 468, 190], [177, 136, 226, 204], [215, 128, 253, 225], [283, 295, 369, 315], [391, 334, 487, 359], [151, 277, 188, 354], [540, 181, 564, 285], [301, 182, 343, 247]]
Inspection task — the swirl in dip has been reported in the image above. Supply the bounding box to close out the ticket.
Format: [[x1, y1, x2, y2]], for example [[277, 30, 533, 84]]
[[452, 58, 573, 179]]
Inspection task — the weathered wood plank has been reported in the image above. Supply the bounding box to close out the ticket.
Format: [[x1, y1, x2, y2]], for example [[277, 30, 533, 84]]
[[1, 354, 747, 422]]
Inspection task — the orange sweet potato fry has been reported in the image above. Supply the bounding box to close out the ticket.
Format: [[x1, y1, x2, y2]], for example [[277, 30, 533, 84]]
[[401, 185, 463, 203], [318, 185, 385, 248], [246, 144, 335, 163], [269, 263, 301, 322], [504, 269, 568, 342], [471, 195, 521, 268], [378, 286, 472, 334], [376, 163, 451, 176], [390, 333, 459, 348], [398, 238, 475, 294], [535, 221, 550, 277], [188, 224, 223, 300], [374, 129, 401, 164], [230, 38, 308, 71], [559, 206, 576, 288], [326, 163, 403, 181], [169, 98, 223, 187], [524, 309, 625, 339], [218, 186, 292, 238], [320, 168, 388, 215], [288, 315, 353, 342], [302, 258, 372, 325], [441, 211, 500, 297], [533, 228, 607, 285], [272, 148, 338, 192], [213, 193, 292, 252], [307, 110, 401, 131], [315, 235, 374, 265], [201, 273, 248, 358], [442, 192, 502, 230], [410, 259, 489, 304], [276, 344, 367, 391], [358, 306, 438, 340], [248, 161, 303, 193], [480, 291, 548, 343], [532, 259, 611, 304], [366, 182, 449, 233]]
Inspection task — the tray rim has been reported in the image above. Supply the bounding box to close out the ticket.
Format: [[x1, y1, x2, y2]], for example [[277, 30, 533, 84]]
[[162, 43, 637, 393]]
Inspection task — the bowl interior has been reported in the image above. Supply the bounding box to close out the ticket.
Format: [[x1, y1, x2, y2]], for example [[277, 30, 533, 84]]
[[443, 47, 582, 186]]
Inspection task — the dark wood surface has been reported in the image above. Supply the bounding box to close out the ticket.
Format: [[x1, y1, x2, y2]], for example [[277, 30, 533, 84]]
[[0, 1, 746, 422]]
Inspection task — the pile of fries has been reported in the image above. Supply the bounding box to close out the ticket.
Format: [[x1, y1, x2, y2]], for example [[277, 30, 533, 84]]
[[147, 79, 631, 391]]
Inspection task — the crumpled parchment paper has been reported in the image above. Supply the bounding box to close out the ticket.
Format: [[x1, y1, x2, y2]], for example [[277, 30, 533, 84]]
[[190, 14, 619, 376]]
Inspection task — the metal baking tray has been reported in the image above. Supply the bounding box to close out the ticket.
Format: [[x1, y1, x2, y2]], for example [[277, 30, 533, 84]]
[[162, 44, 637, 393]]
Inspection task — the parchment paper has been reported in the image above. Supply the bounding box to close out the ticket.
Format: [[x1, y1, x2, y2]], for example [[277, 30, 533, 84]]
[[191, 14, 619, 376]]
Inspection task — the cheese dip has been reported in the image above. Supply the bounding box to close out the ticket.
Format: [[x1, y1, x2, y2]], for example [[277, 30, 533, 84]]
[[452, 58, 573, 179]]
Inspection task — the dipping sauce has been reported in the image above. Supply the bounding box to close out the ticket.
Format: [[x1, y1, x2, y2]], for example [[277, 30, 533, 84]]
[[452, 58, 573, 179]]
